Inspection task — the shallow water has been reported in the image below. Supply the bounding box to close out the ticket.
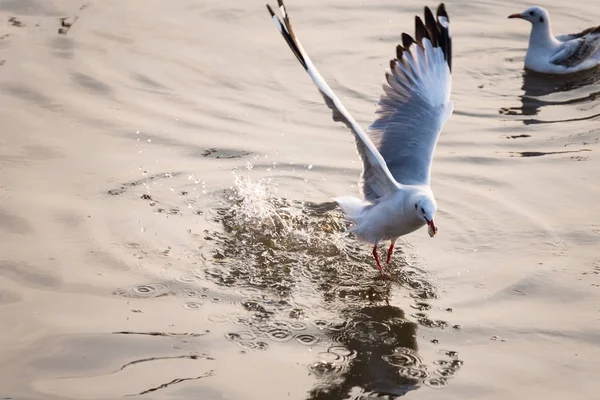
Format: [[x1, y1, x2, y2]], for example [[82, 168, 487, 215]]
[[1, 0, 599, 399]]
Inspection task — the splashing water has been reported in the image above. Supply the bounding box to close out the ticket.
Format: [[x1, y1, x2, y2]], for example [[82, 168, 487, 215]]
[[224, 167, 349, 255], [229, 172, 287, 233], [202, 166, 438, 308]]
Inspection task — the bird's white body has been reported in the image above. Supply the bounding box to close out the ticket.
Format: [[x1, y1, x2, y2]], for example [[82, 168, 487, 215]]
[[334, 186, 431, 245], [524, 23, 562, 72], [510, 6, 600, 74]]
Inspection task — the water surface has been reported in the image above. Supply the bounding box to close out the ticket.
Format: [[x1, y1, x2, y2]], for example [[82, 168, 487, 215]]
[[1, 0, 599, 399]]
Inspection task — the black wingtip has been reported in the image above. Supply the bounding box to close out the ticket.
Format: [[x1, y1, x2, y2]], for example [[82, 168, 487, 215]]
[[266, 4, 275, 17], [424, 6, 435, 24], [414, 16, 430, 44], [434, 3, 452, 71], [424, 6, 439, 43], [437, 3, 449, 21], [395, 44, 405, 60], [402, 5, 452, 71], [401, 33, 415, 49], [266, 1, 308, 70]]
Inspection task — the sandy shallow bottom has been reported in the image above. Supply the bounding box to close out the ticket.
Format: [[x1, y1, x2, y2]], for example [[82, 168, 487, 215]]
[[1, 0, 599, 399]]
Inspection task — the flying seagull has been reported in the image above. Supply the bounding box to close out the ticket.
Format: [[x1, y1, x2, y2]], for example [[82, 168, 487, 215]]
[[266, 1, 453, 275], [509, 6, 600, 74]]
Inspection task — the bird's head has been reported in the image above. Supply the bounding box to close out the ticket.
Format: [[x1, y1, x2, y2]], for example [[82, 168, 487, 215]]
[[413, 195, 438, 238], [508, 6, 549, 25]]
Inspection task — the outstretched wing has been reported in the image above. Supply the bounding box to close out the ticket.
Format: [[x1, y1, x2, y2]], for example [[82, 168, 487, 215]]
[[367, 4, 453, 191], [550, 33, 600, 68], [266, 0, 400, 202]]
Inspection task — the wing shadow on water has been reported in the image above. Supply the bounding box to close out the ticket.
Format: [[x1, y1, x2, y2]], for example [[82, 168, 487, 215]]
[[499, 68, 600, 124], [200, 175, 461, 398]]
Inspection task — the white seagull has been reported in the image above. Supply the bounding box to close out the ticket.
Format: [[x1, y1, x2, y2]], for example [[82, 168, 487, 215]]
[[509, 6, 600, 74], [266, 1, 453, 275]]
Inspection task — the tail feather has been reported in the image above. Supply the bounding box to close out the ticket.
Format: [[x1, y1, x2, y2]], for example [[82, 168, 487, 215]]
[[333, 196, 369, 221], [334, 196, 382, 244]]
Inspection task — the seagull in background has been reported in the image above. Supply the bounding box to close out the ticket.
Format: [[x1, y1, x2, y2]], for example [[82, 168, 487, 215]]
[[266, 1, 453, 276], [509, 6, 600, 74]]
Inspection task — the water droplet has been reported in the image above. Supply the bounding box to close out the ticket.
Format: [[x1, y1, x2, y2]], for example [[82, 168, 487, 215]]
[[309, 361, 343, 377], [225, 331, 256, 342], [295, 334, 319, 346], [398, 366, 429, 379], [313, 320, 328, 329], [288, 321, 308, 331], [242, 301, 268, 313], [182, 302, 202, 310], [238, 340, 270, 351], [410, 302, 431, 311], [267, 328, 293, 342], [328, 346, 356, 359], [383, 347, 423, 367], [318, 352, 343, 363], [438, 349, 459, 359], [270, 320, 291, 329], [424, 376, 448, 388], [253, 341, 270, 350], [128, 283, 169, 298], [175, 275, 199, 284], [435, 366, 459, 377]]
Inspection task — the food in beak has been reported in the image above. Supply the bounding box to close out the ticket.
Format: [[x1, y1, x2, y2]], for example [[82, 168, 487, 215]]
[[427, 219, 438, 237]]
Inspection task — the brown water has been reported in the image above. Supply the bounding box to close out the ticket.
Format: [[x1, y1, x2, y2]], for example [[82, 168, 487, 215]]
[[1, 0, 599, 399]]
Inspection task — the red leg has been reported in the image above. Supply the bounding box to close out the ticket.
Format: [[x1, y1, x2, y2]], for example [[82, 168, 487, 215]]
[[372, 245, 386, 276], [386, 242, 395, 264]]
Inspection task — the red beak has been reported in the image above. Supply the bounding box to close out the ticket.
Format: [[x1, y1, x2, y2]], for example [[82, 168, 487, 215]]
[[426, 219, 437, 237], [508, 13, 524, 19]]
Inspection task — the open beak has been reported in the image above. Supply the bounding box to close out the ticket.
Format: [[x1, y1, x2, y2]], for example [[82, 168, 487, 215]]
[[508, 13, 524, 19], [426, 219, 437, 238]]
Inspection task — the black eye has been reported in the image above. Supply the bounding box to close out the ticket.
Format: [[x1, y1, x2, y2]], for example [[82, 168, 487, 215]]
[[539, 17, 544, 22], [529, 11, 534, 16], [414, 204, 418, 210], [420, 207, 425, 213]]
